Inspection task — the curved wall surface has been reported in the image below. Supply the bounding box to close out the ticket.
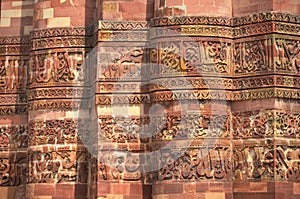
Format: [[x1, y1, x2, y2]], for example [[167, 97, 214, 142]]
[[0, 0, 300, 198]]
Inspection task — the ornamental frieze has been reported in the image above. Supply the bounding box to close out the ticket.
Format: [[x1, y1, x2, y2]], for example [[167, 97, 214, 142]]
[[150, 16, 231, 27], [29, 119, 90, 146], [28, 99, 90, 111], [98, 31, 147, 42], [232, 12, 300, 26], [27, 87, 91, 100], [233, 110, 300, 139], [98, 151, 142, 181], [96, 94, 150, 105], [157, 148, 232, 181], [98, 21, 148, 30], [98, 114, 229, 143], [99, 47, 145, 80], [233, 144, 300, 181], [233, 39, 272, 74], [30, 27, 90, 39], [31, 36, 88, 50], [0, 106, 27, 115], [150, 40, 230, 76], [0, 36, 29, 56]]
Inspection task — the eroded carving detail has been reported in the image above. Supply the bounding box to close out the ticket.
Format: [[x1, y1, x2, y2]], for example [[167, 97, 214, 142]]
[[158, 148, 232, 180], [234, 40, 271, 74], [98, 152, 142, 181], [0, 125, 28, 149], [0, 57, 28, 90], [0, 153, 27, 186], [233, 144, 300, 181], [29, 119, 91, 146], [101, 48, 144, 79], [275, 39, 300, 73], [29, 51, 84, 84], [28, 150, 89, 183]]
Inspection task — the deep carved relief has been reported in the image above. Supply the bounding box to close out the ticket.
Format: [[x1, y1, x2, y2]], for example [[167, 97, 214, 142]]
[[29, 51, 84, 84], [100, 47, 144, 79], [29, 119, 91, 146], [158, 148, 232, 180], [233, 110, 300, 139], [233, 144, 300, 181], [0, 57, 28, 90], [98, 114, 229, 143], [275, 39, 300, 73], [28, 150, 89, 183], [0, 125, 28, 149], [234, 40, 271, 74], [150, 40, 230, 76], [98, 152, 142, 181], [0, 153, 27, 186]]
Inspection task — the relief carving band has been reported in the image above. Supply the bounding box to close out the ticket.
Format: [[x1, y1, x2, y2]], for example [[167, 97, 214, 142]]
[[158, 148, 232, 180], [28, 150, 89, 183], [233, 144, 300, 181], [29, 51, 85, 84], [98, 152, 141, 181], [98, 114, 229, 143], [0, 125, 28, 149], [234, 40, 271, 74], [233, 110, 300, 139], [150, 40, 230, 76], [100, 47, 144, 79], [29, 119, 91, 146]]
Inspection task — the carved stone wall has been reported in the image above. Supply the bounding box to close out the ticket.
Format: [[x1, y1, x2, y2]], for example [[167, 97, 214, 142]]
[[1, 0, 300, 199]]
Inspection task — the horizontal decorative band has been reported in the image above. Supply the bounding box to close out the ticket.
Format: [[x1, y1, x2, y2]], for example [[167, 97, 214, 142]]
[[0, 36, 29, 45], [151, 12, 300, 27], [0, 105, 27, 115], [98, 20, 148, 30], [30, 27, 91, 39]]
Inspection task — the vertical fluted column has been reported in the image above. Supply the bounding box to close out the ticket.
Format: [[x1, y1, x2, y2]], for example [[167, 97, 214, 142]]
[[150, 1, 233, 197], [0, 0, 34, 198], [27, 0, 95, 198], [95, 1, 154, 198], [231, 1, 300, 199]]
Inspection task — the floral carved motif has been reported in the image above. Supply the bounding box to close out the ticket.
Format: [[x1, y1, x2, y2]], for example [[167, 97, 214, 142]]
[[98, 114, 229, 143], [29, 119, 91, 146]]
